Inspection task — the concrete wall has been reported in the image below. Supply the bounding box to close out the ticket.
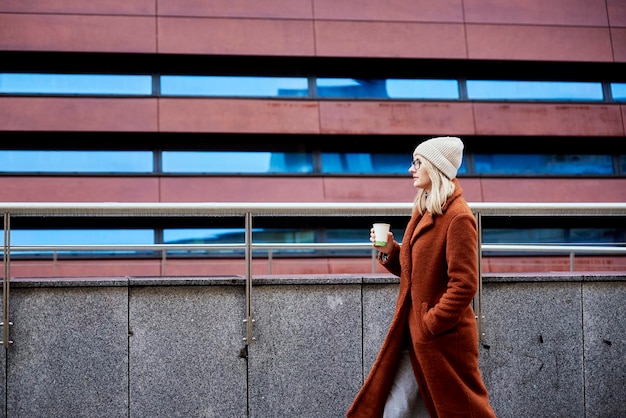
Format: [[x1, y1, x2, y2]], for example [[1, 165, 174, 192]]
[[0, 273, 624, 417]]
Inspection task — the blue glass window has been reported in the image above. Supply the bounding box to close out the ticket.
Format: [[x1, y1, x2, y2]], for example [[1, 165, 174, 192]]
[[160, 76, 308, 97], [474, 154, 613, 175], [316, 79, 385, 98], [0, 73, 152, 95], [164, 228, 245, 244], [162, 151, 313, 174], [321, 153, 406, 173], [386, 79, 459, 99], [163, 228, 317, 255], [9, 229, 154, 255], [482, 228, 624, 245], [9, 226, 624, 258], [321, 153, 467, 175], [316, 78, 459, 99], [467, 81, 603, 101], [0, 150, 153, 173], [611, 83, 626, 101]]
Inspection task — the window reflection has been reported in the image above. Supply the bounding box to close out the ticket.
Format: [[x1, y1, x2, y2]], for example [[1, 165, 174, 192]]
[[322, 153, 404, 173], [11, 229, 154, 255], [10, 226, 624, 258], [321, 153, 467, 174], [0, 150, 153, 173], [482, 228, 624, 245], [0, 73, 622, 103], [161, 76, 308, 97], [316, 78, 458, 99], [164, 228, 245, 244], [0, 73, 151, 95], [163, 228, 318, 255], [474, 154, 613, 175], [467, 80, 603, 101], [386, 79, 459, 99], [0, 149, 615, 176], [162, 151, 313, 173], [317, 79, 387, 98], [611, 83, 626, 101]]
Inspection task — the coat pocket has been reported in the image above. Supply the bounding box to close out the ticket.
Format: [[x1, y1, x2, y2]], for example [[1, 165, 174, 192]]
[[416, 302, 435, 342]]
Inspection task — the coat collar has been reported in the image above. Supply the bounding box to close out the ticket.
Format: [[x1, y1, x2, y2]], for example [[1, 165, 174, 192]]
[[405, 179, 464, 246]]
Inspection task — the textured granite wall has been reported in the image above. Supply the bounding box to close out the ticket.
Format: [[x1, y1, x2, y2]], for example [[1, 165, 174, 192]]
[[0, 274, 623, 417]]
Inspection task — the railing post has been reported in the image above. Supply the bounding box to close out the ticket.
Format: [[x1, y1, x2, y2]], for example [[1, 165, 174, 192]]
[[243, 212, 255, 345], [372, 248, 377, 274], [161, 249, 167, 276], [3, 212, 13, 349]]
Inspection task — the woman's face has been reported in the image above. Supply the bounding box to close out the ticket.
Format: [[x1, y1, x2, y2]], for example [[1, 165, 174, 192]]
[[409, 154, 432, 191]]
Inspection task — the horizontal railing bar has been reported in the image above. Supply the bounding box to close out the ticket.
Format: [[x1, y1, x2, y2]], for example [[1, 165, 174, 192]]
[[4, 243, 626, 254], [1, 202, 625, 217], [469, 202, 626, 216], [482, 244, 626, 254], [4, 243, 373, 252], [6, 244, 245, 252]]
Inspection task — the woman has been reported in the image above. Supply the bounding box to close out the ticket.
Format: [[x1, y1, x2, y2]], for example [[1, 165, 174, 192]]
[[347, 136, 496, 417]]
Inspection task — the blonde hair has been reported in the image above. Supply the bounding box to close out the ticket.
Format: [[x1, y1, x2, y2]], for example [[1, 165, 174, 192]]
[[413, 157, 456, 216]]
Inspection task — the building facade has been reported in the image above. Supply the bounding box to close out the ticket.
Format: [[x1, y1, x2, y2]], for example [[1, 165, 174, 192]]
[[1, 0, 625, 276]]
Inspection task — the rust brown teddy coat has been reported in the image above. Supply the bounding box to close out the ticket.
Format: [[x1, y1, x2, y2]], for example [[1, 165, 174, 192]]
[[347, 180, 495, 417]]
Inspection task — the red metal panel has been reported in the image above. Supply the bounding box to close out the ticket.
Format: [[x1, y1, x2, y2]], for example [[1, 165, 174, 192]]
[[251, 259, 332, 275], [157, 17, 315, 56], [322, 177, 416, 202], [5, 176, 619, 205], [54, 261, 161, 277], [455, 179, 483, 202], [612, 28, 626, 63], [0, 13, 156, 53], [330, 177, 623, 204], [463, 0, 609, 26], [157, 0, 313, 19], [0, 177, 161, 202], [319, 101, 475, 135], [159, 177, 328, 202], [0, 97, 158, 132], [0, 0, 155, 15], [479, 178, 626, 203], [160, 177, 480, 204], [482, 257, 626, 274], [473, 103, 624, 137], [157, 259, 247, 277], [607, 0, 626, 27], [466, 24, 614, 62], [314, 21, 466, 58], [312, 0, 464, 22], [8, 256, 626, 278], [158, 98, 320, 134]]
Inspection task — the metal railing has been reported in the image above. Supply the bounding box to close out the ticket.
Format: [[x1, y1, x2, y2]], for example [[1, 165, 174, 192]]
[[2, 201, 626, 348]]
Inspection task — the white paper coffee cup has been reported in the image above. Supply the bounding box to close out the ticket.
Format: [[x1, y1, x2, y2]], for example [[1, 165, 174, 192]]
[[373, 223, 391, 246]]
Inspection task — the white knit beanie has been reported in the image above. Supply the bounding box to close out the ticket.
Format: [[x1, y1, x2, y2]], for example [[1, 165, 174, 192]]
[[414, 136, 464, 179]]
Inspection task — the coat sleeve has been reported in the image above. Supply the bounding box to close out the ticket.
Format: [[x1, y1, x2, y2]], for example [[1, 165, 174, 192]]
[[378, 241, 401, 277], [423, 212, 478, 335]]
